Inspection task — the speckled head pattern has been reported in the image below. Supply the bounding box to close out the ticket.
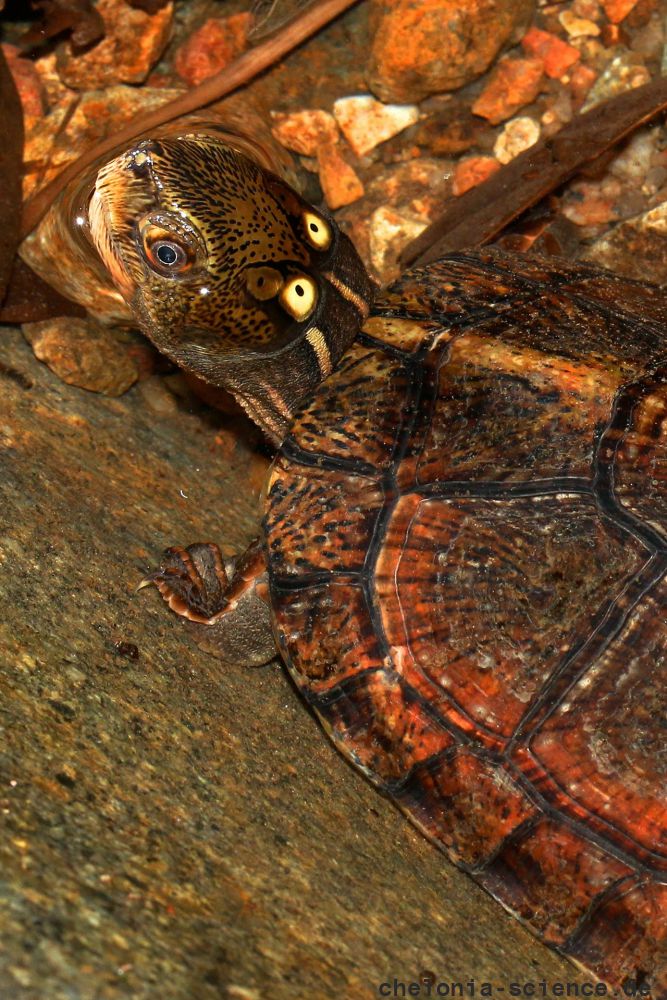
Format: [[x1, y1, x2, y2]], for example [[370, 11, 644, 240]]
[[89, 134, 374, 441]]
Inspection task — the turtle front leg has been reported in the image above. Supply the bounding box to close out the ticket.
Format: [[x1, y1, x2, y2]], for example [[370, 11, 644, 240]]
[[141, 538, 277, 666]]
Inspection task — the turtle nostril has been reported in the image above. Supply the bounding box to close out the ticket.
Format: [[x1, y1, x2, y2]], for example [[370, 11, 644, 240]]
[[128, 141, 159, 175]]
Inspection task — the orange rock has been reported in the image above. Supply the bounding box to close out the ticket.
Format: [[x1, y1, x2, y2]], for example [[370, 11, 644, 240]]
[[316, 142, 365, 209], [174, 13, 253, 87], [521, 26, 581, 78], [600, 0, 639, 22], [270, 109, 339, 157], [367, 0, 534, 103], [56, 0, 173, 89], [2, 44, 45, 127], [452, 156, 501, 195], [472, 57, 543, 125]]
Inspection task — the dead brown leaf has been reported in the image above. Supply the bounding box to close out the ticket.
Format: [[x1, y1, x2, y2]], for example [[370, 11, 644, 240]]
[[0, 44, 24, 309]]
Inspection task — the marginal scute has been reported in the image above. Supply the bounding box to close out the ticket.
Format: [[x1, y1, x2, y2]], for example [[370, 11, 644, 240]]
[[313, 671, 457, 782], [274, 583, 384, 690], [479, 816, 634, 943], [391, 749, 537, 869], [567, 881, 667, 989]]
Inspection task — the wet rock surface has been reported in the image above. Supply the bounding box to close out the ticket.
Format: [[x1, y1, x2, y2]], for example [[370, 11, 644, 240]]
[[0, 328, 589, 999]]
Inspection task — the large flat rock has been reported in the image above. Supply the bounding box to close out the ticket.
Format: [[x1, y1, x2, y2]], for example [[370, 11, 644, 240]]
[[0, 327, 586, 999]]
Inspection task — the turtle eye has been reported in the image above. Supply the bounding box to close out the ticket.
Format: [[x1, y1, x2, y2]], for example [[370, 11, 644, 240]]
[[302, 211, 332, 251], [141, 223, 195, 275], [279, 275, 317, 321]]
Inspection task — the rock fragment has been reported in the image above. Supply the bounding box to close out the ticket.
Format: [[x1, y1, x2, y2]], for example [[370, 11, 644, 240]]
[[367, 0, 534, 103], [472, 57, 543, 124], [452, 156, 501, 195], [580, 50, 650, 110], [270, 110, 338, 156], [369, 206, 427, 279], [333, 95, 419, 156], [558, 11, 600, 37], [317, 144, 365, 209], [600, 0, 640, 23], [581, 201, 667, 284], [493, 116, 540, 164], [174, 14, 253, 87], [521, 27, 581, 78], [22, 318, 141, 396]]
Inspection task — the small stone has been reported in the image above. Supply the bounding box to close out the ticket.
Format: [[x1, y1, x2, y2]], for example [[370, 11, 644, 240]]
[[471, 57, 543, 125], [571, 0, 602, 18], [580, 50, 650, 110], [1, 44, 45, 127], [452, 156, 501, 195], [561, 178, 621, 226], [369, 206, 427, 280], [22, 318, 140, 396], [366, 158, 451, 222], [600, 0, 639, 22], [316, 143, 365, 209], [521, 27, 581, 78], [174, 13, 253, 87], [582, 201, 667, 284], [493, 116, 540, 164], [270, 110, 338, 157], [333, 95, 419, 157], [367, 0, 534, 103], [608, 129, 657, 184], [414, 97, 493, 156], [568, 63, 598, 105], [558, 11, 601, 36], [56, 0, 173, 90]]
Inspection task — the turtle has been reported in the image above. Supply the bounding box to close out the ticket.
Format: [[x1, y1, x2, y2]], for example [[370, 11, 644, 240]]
[[81, 131, 666, 994]]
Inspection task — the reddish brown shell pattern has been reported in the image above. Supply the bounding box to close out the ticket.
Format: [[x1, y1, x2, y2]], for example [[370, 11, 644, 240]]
[[265, 251, 667, 993]]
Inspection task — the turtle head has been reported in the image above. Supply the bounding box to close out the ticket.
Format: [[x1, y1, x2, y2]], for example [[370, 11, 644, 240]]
[[88, 133, 374, 441]]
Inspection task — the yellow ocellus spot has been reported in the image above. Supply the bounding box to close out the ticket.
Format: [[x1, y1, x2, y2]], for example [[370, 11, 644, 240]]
[[302, 211, 332, 251], [246, 266, 283, 301], [280, 274, 317, 321]]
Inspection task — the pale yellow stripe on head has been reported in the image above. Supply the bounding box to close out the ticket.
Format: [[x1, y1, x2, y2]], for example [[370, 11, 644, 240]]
[[306, 326, 333, 377], [323, 271, 370, 318]]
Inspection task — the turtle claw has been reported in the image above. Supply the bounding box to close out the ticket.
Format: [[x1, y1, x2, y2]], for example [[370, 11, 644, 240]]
[[140, 537, 276, 666], [143, 543, 230, 623]]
